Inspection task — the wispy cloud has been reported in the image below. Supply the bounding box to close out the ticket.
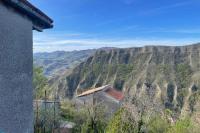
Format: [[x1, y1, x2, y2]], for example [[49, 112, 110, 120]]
[[93, 25, 200, 37], [165, 29, 200, 34], [33, 27, 200, 53], [130, 28, 200, 34], [33, 37, 200, 53], [35, 38, 197, 46], [95, 14, 137, 27], [139, 1, 196, 15]]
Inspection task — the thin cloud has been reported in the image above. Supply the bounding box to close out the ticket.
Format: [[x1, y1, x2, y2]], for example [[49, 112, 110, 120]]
[[33, 28, 200, 53], [93, 26, 200, 37], [167, 29, 200, 34], [140, 28, 200, 34], [33, 38, 200, 53], [95, 15, 135, 27], [33, 31, 94, 42], [139, 1, 195, 15]]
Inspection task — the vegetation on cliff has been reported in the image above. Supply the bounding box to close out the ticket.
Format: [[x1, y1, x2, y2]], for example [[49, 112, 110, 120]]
[[33, 44, 200, 132]]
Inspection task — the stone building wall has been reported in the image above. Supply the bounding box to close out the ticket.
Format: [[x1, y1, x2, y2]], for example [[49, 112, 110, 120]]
[[0, 1, 33, 133]]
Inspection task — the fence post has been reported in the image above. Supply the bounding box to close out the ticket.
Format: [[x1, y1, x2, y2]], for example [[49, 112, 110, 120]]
[[53, 94, 56, 133], [44, 90, 47, 133], [36, 99, 39, 133]]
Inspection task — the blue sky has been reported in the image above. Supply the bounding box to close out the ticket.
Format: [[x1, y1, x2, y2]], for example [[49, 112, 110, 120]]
[[30, 0, 200, 53]]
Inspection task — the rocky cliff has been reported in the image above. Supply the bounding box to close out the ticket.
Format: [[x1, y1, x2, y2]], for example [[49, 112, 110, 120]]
[[54, 44, 200, 116]]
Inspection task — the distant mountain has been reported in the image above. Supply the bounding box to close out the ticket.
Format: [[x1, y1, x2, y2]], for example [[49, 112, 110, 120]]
[[52, 43, 200, 118], [33, 49, 96, 77]]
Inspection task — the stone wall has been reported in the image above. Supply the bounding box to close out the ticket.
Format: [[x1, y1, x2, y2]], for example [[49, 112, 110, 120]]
[[0, 1, 33, 133]]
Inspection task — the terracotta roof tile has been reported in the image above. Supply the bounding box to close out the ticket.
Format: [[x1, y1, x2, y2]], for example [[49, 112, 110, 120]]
[[77, 85, 110, 97], [105, 88, 124, 101]]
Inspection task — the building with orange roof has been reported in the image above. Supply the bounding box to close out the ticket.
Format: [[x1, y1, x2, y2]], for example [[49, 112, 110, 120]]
[[76, 85, 124, 115]]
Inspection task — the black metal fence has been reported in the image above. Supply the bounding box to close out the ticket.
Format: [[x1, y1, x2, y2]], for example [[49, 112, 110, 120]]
[[34, 91, 61, 133]]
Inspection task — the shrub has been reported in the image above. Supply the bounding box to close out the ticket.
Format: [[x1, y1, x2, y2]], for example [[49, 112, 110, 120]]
[[147, 116, 170, 133], [167, 118, 192, 133], [106, 108, 138, 133]]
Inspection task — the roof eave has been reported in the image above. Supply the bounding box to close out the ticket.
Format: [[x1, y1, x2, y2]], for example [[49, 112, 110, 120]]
[[2, 0, 53, 30]]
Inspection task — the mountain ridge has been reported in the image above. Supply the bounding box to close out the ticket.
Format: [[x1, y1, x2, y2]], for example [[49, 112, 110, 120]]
[[33, 49, 96, 77], [52, 43, 200, 117]]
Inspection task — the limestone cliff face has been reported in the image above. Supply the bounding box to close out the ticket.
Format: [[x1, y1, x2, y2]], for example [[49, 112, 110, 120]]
[[56, 44, 200, 115]]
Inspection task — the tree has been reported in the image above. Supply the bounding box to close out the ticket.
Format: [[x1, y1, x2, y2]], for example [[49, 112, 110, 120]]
[[119, 83, 164, 133], [106, 108, 138, 133], [81, 94, 107, 133], [60, 95, 107, 133], [33, 66, 48, 99]]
